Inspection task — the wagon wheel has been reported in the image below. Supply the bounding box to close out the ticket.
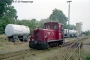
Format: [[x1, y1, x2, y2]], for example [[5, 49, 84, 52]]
[[19, 39, 23, 42], [24, 39, 28, 42], [8, 38, 15, 42], [8, 38, 12, 42]]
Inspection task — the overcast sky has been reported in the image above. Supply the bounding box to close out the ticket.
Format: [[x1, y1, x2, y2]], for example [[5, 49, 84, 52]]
[[12, 0, 90, 31]]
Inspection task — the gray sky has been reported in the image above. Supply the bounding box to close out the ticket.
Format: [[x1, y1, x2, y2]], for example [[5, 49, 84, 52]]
[[12, 0, 90, 31]]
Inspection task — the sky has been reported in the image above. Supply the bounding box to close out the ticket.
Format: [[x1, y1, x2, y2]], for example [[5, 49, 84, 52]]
[[12, 0, 90, 31]]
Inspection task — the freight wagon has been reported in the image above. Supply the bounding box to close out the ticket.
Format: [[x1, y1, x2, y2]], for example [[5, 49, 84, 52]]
[[5, 24, 30, 42]]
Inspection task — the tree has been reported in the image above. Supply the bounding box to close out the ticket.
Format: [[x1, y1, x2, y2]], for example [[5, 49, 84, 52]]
[[49, 8, 76, 29], [69, 25, 76, 30], [16, 19, 39, 33], [49, 8, 68, 25], [0, 0, 13, 17], [0, 0, 18, 34], [39, 18, 51, 28], [5, 6, 18, 19], [0, 0, 17, 19], [0, 16, 14, 34]]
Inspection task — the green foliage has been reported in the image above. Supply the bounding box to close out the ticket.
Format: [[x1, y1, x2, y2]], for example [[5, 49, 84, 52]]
[[5, 6, 18, 19], [49, 8, 76, 29], [86, 54, 90, 60], [49, 8, 68, 25], [86, 30, 90, 36], [38, 18, 51, 28], [0, 16, 14, 34], [0, 0, 18, 34], [0, 0, 17, 19], [69, 24, 76, 30], [16, 19, 39, 33], [0, 0, 14, 17]]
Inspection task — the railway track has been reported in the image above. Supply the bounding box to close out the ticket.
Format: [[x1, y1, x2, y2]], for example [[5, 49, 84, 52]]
[[61, 43, 82, 60], [49, 37, 88, 60]]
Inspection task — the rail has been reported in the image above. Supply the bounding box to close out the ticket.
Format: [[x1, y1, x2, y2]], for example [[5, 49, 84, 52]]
[[49, 37, 87, 60]]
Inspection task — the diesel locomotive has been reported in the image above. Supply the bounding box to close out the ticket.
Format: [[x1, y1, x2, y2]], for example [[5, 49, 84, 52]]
[[29, 22, 64, 49]]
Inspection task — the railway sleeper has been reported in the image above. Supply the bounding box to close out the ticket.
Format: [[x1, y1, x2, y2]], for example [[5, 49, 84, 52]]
[[71, 43, 83, 49]]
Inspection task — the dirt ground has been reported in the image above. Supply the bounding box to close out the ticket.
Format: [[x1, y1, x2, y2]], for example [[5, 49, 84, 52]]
[[0, 36, 89, 60]]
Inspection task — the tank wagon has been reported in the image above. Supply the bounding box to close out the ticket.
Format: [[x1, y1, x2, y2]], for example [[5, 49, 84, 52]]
[[5, 24, 30, 42], [64, 29, 78, 38], [29, 22, 64, 50]]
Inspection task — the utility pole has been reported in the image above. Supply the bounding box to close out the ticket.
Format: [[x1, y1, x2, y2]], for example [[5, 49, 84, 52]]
[[67, 0, 72, 38]]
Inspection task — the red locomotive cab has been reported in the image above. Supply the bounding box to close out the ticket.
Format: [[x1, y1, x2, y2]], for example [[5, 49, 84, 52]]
[[44, 22, 64, 40]]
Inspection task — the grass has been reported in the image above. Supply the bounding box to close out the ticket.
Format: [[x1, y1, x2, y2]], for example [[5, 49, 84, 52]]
[[0, 34, 9, 47], [86, 54, 90, 60], [0, 34, 7, 38], [0, 34, 8, 42]]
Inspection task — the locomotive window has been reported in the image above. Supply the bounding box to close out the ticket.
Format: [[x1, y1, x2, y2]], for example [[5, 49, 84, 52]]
[[53, 25, 58, 29], [46, 25, 50, 29]]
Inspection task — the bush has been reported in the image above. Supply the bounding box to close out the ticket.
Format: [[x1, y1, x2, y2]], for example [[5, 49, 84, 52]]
[[86, 54, 90, 60]]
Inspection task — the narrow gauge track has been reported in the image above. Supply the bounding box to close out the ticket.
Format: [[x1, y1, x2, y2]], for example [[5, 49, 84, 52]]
[[49, 37, 88, 60], [61, 43, 82, 60]]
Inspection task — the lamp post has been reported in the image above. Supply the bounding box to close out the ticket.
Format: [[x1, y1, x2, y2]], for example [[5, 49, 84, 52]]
[[67, 0, 72, 38]]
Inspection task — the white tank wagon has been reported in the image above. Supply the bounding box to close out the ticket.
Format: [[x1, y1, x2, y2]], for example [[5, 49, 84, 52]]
[[64, 29, 74, 38], [72, 30, 79, 37], [70, 30, 79, 37], [64, 29, 79, 38], [5, 24, 30, 42], [64, 29, 72, 38]]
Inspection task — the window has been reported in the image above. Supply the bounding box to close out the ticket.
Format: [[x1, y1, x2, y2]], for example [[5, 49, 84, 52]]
[[46, 25, 50, 29], [53, 25, 58, 29]]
